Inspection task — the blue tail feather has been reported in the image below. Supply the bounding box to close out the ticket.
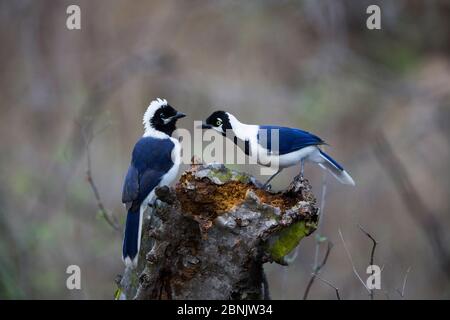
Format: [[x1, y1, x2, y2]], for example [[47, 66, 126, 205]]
[[317, 149, 355, 186], [319, 150, 344, 171], [122, 209, 141, 266]]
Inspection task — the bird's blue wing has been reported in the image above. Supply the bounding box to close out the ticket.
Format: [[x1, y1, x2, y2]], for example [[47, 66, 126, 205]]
[[258, 125, 324, 155], [122, 165, 139, 204], [121, 137, 175, 209]]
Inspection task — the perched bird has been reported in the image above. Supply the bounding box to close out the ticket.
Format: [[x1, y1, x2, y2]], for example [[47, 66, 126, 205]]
[[202, 111, 355, 187], [122, 98, 185, 266]]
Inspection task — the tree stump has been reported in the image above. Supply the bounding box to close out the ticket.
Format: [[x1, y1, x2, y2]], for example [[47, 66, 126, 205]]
[[118, 163, 319, 300]]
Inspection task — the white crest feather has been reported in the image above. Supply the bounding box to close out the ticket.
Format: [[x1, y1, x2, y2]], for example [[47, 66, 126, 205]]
[[143, 98, 168, 136]]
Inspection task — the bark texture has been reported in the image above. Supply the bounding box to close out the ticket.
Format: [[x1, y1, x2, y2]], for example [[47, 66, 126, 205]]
[[117, 163, 319, 300]]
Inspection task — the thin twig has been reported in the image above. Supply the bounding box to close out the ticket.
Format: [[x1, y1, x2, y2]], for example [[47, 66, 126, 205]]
[[396, 267, 411, 299], [303, 169, 332, 300], [314, 274, 341, 300], [303, 241, 333, 300], [313, 163, 328, 268], [80, 122, 120, 232], [358, 224, 378, 300], [338, 228, 371, 293]]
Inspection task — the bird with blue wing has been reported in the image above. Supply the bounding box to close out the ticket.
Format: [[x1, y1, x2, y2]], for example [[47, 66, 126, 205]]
[[122, 98, 185, 267], [201, 111, 355, 188]]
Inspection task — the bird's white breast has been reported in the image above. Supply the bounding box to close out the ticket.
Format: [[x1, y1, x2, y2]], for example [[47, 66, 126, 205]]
[[160, 137, 182, 187]]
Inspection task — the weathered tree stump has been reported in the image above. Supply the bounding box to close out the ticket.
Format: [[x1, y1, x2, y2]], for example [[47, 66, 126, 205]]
[[118, 163, 318, 300]]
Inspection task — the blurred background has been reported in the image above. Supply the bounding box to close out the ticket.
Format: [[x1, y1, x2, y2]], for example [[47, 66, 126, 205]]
[[0, 0, 449, 299]]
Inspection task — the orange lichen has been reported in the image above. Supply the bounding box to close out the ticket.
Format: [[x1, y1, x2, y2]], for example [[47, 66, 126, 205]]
[[176, 172, 302, 222]]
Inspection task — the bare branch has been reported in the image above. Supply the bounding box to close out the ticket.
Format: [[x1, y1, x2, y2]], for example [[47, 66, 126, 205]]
[[303, 171, 332, 300], [79, 122, 120, 232], [317, 241, 333, 272], [313, 169, 328, 268], [303, 241, 333, 300], [338, 228, 371, 293], [396, 267, 411, 299], [358, 223, 378, 300], [315, 274, 341, 300]]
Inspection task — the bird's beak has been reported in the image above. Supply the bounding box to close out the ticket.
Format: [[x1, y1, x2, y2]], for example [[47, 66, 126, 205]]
[[172, 112, 186, 120], [200, 122, 212, 129]]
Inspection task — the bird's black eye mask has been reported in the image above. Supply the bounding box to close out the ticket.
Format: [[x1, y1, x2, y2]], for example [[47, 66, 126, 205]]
[[151, 105, 183, 135], [205, 111, 232, 135], [155, 105, 177, 121]]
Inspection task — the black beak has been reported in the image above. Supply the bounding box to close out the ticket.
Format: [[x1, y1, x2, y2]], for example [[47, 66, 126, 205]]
[[172, 112, 186, 120], [200, 122, 212, 129]]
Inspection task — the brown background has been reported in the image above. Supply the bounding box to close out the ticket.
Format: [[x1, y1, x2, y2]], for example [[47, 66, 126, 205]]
[[0, 0, 449, 299]]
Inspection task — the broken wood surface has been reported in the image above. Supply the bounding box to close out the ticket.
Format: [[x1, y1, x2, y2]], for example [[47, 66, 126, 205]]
[[118, 163, 319, 300]]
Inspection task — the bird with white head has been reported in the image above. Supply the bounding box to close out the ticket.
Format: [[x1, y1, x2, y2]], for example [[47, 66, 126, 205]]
[[121, 98, 185, 267]]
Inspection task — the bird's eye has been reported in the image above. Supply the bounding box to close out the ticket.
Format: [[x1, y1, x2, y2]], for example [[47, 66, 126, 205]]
[[216, 118, 222, 126], [160, 112, 166, 118]]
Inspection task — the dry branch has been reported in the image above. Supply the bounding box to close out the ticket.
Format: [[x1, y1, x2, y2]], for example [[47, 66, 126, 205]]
[[339, 229, 371, 293], [303, 241, 333, 300], [80, 122, 120, 232], [358, 224, 378, 300], [396, 267, 411, 299], [314, 274, 341, 300]]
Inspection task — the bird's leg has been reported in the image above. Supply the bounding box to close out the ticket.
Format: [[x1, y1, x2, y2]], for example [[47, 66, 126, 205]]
[[300, 159, 305, 176], [262, 168, 283, 190]]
